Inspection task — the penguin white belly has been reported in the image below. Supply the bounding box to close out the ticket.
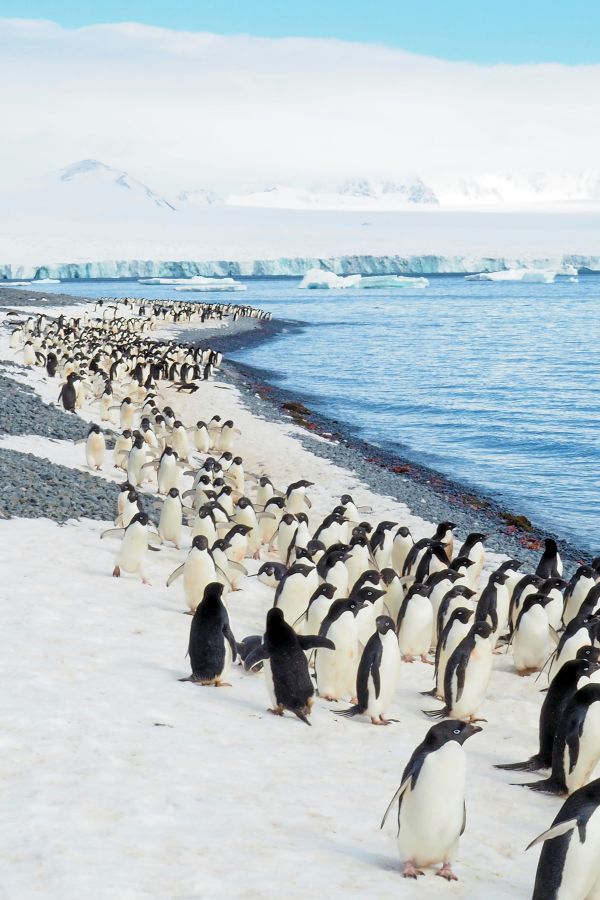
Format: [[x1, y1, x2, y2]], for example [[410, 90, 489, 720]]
[[327, 564, 349, 598], [277, 580, 310, 628], [513, 607, 551, 673], [450, 647, 492, 719], [392, 537, 412, 575], [263, 660, 278, 708], [383, 583, 404, 623], [159, 500, 182, 546], [158, 457, 180, 494], [398, 744, 466, 866], [398, 598, 433, 658], [307, 595, 333, 636], [566, 703, 600, 794], [316, 616, 358, 700], [545, 593, 564, 631], [556, 808, 600, 900], [183, 557, 217, 611], [117, 528, 147, 573], [550, 630, 590, 682], [85, 433, 105, 469], [367, 633, 400, 717]]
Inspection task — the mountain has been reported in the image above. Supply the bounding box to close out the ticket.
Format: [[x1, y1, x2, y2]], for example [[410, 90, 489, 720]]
[[57, 159, 176, 210]]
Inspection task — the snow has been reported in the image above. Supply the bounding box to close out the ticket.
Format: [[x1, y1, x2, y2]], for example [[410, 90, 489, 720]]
[[0, 299, 583, 897]]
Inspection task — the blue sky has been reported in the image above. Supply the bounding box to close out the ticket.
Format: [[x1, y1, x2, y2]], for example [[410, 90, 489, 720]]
[[3, 0, 599, 65]]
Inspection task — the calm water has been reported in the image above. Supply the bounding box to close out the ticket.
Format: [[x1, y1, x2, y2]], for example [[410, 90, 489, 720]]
[[18, 276, 600, 550]]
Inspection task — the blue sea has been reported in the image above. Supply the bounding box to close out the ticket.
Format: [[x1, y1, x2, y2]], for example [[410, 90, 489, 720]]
[[19, 275, 600, 551]]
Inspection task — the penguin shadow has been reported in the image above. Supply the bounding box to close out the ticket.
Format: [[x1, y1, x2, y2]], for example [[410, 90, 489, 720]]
[[327, 838, 399, 874]]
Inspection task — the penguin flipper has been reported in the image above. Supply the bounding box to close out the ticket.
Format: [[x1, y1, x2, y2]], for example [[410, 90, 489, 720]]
[[228, 561, 248, 575], [166, 564, 185, 587], [380, 776, 411, 829], [298, 636, 335, 652], [100, 528, 125, 540], [525, 818, 578, 851], [455, 658, 468, 703], [335, 705, 364, 718], [422, 706, 448, 719], [244, 643, 269, 671], [223, 624, 237, 662]]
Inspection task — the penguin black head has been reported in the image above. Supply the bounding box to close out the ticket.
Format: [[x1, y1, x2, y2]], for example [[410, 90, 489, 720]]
[[375, 615, 395, 635], [173, 420, 183, 429], [426, 720, 482, 748], [132, 433, 144, 449], [236, 497, 253, 510], [192, 535, 209, 551], [314, 583, 337, 600], [280, 513, 296, 526], [354, 586, 385, 607], [472, 620, 493, 640], [163, 446, 177, 457], [358, 521, 373, 534], [450, 556, 475, 572], [199, 581, 226, 610], [168, 487, 180, 498], [380, 568, 399, 586], [395, 526, 412, 538], [196, 420, 207, 429], [219, 452, 233, 463], [540, 577, 567, 593], [576, 646, 600, 665], [496, 558, 522, 574], [119, 481, 134, 493], [376, 520, 398, 532], [543, 538, 559, 553], [228, 524, 252, 537], [435, 521, 456, 536], [296, 512, 309, 525], [351, 570, 381, 592], [88, 424, 101, 435], [223, 420, 235, 428], [340, 494, 354, 505], [452, 607, 474, 625], [130, 512, 149, 528]]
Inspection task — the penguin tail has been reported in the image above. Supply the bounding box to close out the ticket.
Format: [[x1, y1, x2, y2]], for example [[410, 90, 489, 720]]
[[292, 707, 312, 726], [516, 777, 566, 795], [335, 705, 365, 718], [422, 706, 448, 719], [495, 755, 545, 772], [419, 687, 437, 697]]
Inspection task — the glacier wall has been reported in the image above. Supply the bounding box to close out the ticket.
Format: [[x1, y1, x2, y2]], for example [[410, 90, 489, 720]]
[[1, 254, 599, 281]]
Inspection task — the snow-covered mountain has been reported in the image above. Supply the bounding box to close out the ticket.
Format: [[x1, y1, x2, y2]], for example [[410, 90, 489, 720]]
[[57, 160, 175, 210]]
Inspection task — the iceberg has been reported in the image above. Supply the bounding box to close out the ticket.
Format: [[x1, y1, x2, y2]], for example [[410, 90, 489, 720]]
[[299, 269, 361, 289], [139, 275, 246, 292], [298, 270, 428, 290], [465, 268, 557, 283]]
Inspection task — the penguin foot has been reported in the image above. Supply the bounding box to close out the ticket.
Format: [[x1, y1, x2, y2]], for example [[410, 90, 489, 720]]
[[402, 862, 425, 879], [516, 667, 539, 677], [112, 565, 121, 578], [268, 706, 284, 716], [420, 654, 433, 665], [378, 716, 399, 725], [215, 682, 232, 688], [436, 864, 458, 882], [141, 577, 151, 586], [401, 655, 415, 663], [466, 715, 487, 724]]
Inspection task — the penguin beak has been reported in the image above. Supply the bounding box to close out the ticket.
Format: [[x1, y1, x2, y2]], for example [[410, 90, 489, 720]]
[[464, 724, 483, 738]]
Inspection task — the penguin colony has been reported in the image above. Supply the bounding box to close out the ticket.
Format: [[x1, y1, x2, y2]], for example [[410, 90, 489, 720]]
[[10, 297, 600, 895]]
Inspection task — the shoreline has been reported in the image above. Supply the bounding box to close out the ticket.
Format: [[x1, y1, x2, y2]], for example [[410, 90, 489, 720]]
[[0, 284, 586, 567]]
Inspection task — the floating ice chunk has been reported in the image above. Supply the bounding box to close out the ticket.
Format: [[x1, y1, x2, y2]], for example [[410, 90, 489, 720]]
[[359, 274, 428, 289], [139, 275, 246, 291], [299, 269, 361, 289], [465, 268, 557, 283]]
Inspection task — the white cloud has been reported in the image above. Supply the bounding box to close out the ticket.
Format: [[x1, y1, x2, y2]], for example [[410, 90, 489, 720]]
[[1, 18, 599, 192]]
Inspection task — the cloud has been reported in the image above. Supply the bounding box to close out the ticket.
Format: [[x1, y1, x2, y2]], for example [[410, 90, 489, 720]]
[[1, 19, 599, 192]]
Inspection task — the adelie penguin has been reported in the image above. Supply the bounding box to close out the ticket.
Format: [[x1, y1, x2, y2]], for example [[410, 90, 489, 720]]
[[179, 582, 237, 686], [336, 615, 401, 725], [243, 608, 335, 725], [57, 372, 77, 412], [496, 653, 600, 773], [425, 620, 493, 723], [380, 720, 481, 881], [521, 683, 600, 796], [528, 778, 600, 899]]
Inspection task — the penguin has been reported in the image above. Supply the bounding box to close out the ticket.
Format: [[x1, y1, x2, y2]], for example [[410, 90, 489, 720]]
[[391, 526, 414, 575], [512, 594, 556, 676], [315, 595, 365, 701], [101, 511, 159, 584], [549, 615, 600, 683], [236, 635, 264, 671], [354, 586, 386, 650], [474, 569, 510, 645], [317, 547, 350, 599], [113, 430, 133, 470], [396, 583, 434, 663], [435, 586, 478, 646], [528, 778, 600, 900], [167, 534, 217, 613], [425, 621, 493, 723], [127, 432, 150, 487], [380, 720, 481, 880], [337, 616, 401, 725], [255, 561, 287, 589], [243, 607, 335, 724], [563, 566, 599, 627], [431, 607, 474, 700], [523, 684, 600, 795], [304, 583, 337, 636], [313, 511, 348, 553], [496, 654, 600, 773], [219, 419, 241, 452], [536, 537, 563, 580], [57, 373, 77, 412], [284, 479, 313, 515], [223, 523, 252, 565], [539, 576, 567, 632], [158, 487, 184, 548], [457, 533, 487, 588], [191, 506, 219, 546], [432, 521, 456, 561], [193, 420, 210, 453], [276, 513, 300, 562], [84, 424, 106, 470], [370, 521, 398, 570], [157, 446, 181, 495], [380, 568, 405, 623], [179, 582, 236, 686]]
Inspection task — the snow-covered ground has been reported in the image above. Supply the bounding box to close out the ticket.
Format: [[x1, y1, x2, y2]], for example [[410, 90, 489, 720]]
[[0, 301, 577, 898]]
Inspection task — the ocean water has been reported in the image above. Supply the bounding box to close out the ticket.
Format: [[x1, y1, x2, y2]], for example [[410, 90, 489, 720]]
[[17, 275, 600, 550]]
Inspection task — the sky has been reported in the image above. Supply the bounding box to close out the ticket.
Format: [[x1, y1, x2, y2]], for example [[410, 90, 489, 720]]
[[1, 13, 599, 195], [2, 1, 600, 65]]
